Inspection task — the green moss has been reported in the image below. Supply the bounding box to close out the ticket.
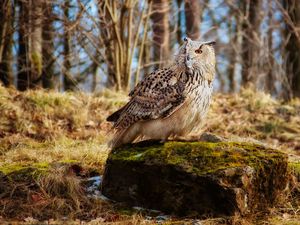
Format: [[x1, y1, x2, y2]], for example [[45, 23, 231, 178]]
[[0, 164, 26, 175], [288, 162, 300, 177], [0, 162, 50, 182], [111, 141, 286, 175], [268, 216, 300, 225], [31, 51, 43, 75], [59, 159, 79, 164]]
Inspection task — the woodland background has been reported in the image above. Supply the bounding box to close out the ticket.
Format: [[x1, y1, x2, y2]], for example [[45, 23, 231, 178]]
[[1, 0, 300, 99]]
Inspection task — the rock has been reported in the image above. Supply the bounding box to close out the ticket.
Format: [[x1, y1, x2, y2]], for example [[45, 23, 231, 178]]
[[198, 132, 225, 142], [101, 141, 288, 217]]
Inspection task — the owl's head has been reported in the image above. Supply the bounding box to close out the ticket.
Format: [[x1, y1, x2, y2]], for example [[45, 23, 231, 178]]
[[175, 37, 216, 80]]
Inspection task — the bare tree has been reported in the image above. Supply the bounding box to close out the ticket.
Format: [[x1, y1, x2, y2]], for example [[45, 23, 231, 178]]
[[30, 0, 43, 88], [184, 0, 201, 40], [176, 0, 183, 44], [266, 1, 275, 94], [98, 0, 116, 89], [17, 0, 30, 91], [17, 0, 43, 90], [283, 0, 300, 98], [151, 0, 170, 68], [0, 0, 14, 86], [96, 0, 151, 91], [241, 0, 262, 87], [63, 0, 76, 91], [42, 0, 55, 89], [227, 14, 239, 92]]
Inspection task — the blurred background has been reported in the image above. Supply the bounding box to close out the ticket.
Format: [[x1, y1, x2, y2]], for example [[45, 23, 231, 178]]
[[0, 0, 300, 99]]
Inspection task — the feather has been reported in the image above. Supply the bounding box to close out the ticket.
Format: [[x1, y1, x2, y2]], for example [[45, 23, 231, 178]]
[[112, 68, 186, 130], [107, 105, 125, 122]]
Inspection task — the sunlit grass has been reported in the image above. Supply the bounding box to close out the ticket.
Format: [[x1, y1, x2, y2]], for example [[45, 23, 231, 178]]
[[207, 88, 300, 151], [0, 136, 109, 172]]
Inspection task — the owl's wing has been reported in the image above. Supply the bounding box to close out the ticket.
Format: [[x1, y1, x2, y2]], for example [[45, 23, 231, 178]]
[[109, 68, 186, 130]]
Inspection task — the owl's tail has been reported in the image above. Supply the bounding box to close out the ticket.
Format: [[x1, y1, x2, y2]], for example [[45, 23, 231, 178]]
[[108, 129, 126, 149], [108, 125, 140, 149]]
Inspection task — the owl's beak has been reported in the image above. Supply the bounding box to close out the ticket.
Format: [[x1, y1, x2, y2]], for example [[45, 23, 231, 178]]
[[186, 55, 190, 61], [185, 54, 192, 69], [183, 37, 193, 69]]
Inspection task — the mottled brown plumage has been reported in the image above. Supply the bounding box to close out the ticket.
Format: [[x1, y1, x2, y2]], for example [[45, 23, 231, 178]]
[[107, 37, 216, 148]]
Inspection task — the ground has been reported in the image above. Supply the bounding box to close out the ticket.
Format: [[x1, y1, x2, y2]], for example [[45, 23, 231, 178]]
[[0, 84, 300, 224]]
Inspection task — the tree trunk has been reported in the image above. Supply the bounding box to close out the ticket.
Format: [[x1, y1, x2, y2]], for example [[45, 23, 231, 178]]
[[241, 0, 262, 87], [227, 8, 241, 93], [143, 40, 151, 76], [176, 0, 183, 44], [98, 0, 116, 89], [0, 0, 13, 86], [30, 0, 43, 88], [17, 0, 30, 91], [17, 0, 42, 90], [91, 62, 98, 92], [266, 3, 275, 95], [151, 0, 170, 68], [284, 0, 300, 98], [227, 21, 237, 92], [63, 0, 76, 91], [42, 0, 55, 89], [184, 0, 201, 40]]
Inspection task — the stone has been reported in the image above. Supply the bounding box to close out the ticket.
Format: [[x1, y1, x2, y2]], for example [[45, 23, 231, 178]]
[[198, 132, 225, 142], [101, 140, 288, 217]]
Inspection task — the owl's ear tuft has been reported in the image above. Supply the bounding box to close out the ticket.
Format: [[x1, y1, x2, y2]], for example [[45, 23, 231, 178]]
[[205, 41, 216, 46]]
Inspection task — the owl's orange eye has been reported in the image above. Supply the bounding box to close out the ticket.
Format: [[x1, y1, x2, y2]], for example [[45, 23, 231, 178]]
[[195, 49, 202, 54]]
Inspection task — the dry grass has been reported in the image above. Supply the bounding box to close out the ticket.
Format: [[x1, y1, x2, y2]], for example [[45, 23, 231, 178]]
[[0, 85, 128, 170], [0, 85, 127, 141], [0, 84, 300, 224], [207, 88, 300, 151]]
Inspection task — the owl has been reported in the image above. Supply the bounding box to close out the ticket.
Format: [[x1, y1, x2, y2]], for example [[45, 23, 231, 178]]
[[107, 37, 216, 148]]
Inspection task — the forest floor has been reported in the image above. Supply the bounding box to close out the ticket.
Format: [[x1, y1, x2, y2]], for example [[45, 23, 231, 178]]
[[0, 84, 300, 224]]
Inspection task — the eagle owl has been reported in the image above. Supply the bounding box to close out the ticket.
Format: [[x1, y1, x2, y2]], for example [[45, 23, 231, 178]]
[[107, 37, 216, 148]]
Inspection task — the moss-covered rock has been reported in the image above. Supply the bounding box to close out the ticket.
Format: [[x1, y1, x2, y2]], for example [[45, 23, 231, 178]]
[[101, 141, 288, 217]]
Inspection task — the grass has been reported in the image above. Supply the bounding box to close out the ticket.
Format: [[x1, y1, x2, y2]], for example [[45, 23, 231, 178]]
[[207, 89, 300, 151], [0, 84, 300, 224]]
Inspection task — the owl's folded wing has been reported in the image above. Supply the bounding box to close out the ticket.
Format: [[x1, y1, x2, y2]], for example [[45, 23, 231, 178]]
[[109, 69, 186, 130]]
